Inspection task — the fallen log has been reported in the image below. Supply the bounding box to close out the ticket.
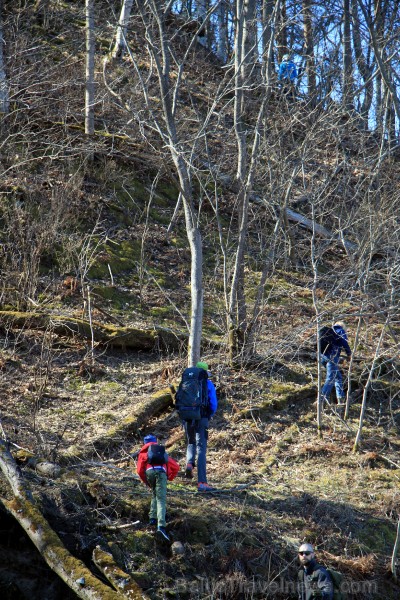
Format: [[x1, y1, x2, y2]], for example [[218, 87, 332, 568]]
[[0, 439, 136, 599], [65, 388, 174, 459], [0, 311, 188, 351]]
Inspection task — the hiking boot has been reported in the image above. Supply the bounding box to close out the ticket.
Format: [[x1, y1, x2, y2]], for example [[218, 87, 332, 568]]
[[197, 482, 216, 492], [148, 518, 157, 527], [185, 463, 193, 479], [156, 526, 170, 543]]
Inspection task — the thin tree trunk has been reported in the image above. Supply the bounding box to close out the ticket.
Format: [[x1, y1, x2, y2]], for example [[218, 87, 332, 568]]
[[342, 0, 353, 110], [0, 0, 9, 115], [391, 515, 400, 581], [311, 203, 323, 438], [344, 303, 363, 420], [112, 0, 134, 59], [261, 0, 276, 85], [137, 0, 204, 366], [85, 0, 95, 135], [277, 0, 287, 60], [353, 321, 387, 452], [302, 0, 316, 103]]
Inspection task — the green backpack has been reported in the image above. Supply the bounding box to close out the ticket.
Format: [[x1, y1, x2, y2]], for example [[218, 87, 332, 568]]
[[326, 568, 345, 600]]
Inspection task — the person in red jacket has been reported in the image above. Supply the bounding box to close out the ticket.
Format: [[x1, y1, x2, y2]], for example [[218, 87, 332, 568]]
[[136, 434, 179, 543]]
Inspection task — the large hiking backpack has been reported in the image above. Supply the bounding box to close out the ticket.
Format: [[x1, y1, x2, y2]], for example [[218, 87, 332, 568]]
[[327, 568, 345, 600], [298, 566, 345, 600], [175, 366, 208, 421], [147, 444, 168, 466], [319, 326, 340, 356]]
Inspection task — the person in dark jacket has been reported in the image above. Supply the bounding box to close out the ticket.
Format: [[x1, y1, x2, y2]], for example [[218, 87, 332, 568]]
[[183, 361, 218, 492], [321, 321, 352, 405], [136, 434, 179, 543], [298, 543, 333, 600]]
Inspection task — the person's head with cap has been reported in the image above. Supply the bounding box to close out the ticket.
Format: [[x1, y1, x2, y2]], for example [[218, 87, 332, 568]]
[[196, 361, 209, 371], [298, 543, 315, 566], [282, 53, 290, 61], [143, 434, 157, 444]]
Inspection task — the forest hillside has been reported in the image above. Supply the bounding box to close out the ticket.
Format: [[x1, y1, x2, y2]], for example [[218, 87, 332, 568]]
[[0, 2, 399, 599]]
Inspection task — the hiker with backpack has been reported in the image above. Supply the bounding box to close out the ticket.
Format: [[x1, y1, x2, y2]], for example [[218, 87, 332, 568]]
[[278, 53, 298, 99], [297, 543, 334, 599], [175, 361, 218, 492], [136, 434, 179, 543], [320, 321, 352, 406]]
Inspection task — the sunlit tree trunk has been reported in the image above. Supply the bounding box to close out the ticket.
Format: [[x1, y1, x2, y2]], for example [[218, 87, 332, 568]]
[[112, 0, 134, 59], [351, 0, 373, 124]]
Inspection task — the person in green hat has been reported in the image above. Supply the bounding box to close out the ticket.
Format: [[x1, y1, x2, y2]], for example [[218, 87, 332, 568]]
[[183, 361, 218, 492]]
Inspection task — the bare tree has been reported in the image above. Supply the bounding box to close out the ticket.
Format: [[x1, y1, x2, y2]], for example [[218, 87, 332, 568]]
[[85, 0, 95, 135], [0, 0, 9, 114]]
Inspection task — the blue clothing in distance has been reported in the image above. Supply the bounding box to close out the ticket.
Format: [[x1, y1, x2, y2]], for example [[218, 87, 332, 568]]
[[321, 325, 351, 401], [278, 59, 298, 82]]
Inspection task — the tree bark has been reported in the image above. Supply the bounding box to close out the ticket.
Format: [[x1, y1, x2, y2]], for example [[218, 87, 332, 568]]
[[342, 0, 354, 110], [302, 0, 316, 103], [85, 0, 95, 135], [0, 0, 9, 114], [112, 0, 134, 59]]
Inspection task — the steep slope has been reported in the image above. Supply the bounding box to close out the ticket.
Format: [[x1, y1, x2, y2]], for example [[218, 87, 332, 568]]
[[0, 2, 399, 599]]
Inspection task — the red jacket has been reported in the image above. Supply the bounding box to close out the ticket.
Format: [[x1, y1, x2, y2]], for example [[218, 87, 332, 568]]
[[136, 442, 180, 484]]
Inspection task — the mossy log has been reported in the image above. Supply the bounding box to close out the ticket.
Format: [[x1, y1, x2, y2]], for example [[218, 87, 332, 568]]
[[0, 311, 187, 351], [0, 440, 135, 599], [66, 388, 174, 459], [92, 546, 150, 599]]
